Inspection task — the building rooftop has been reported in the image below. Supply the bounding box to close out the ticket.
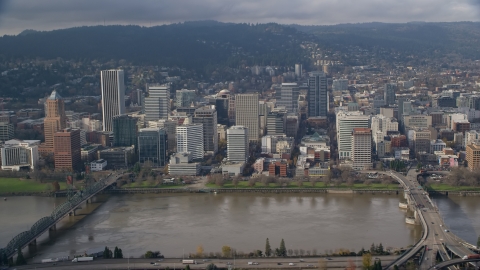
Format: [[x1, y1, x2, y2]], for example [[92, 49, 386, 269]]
[[48, 90, 62, 100]]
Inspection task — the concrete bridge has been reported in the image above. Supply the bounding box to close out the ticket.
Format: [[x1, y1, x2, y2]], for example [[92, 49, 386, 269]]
[[0, 171, 123, 260], [361, 169, 476, 270]]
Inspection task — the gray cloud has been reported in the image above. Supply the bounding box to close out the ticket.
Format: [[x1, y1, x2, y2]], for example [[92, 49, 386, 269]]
[[0, 0, 479, 35]]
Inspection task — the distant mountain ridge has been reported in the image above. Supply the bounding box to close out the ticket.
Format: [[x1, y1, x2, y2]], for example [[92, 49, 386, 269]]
[[291, 21, 480, 59], [0, 22, 310, 73]]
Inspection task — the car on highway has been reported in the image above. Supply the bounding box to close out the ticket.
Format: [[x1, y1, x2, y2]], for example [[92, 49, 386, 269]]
[[277, 263, 282, 265], [444, 229, 449, 232], [289, 263, 296, 266]]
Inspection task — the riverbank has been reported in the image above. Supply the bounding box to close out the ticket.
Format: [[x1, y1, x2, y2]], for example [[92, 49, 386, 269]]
[[0, 177, 67, 196]]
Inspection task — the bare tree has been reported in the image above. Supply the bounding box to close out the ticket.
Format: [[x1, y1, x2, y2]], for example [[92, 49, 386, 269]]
[[248, 178, 257, 187], [312, 249, 317, 256], [318, 259, 327, 270], [294, 249, 299, 256], [310, 178, 318, 187], [299, 249, 305, 256]]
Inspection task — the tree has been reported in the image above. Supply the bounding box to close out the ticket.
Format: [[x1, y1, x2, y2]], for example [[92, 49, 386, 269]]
[[206, 263, 218, 270], [114, 247, 119, 258], [118, 248, 123, 258], [370, 243, 376, 254], [221, 246, 231, 258], [376, 259, 382, 270], [318, 259, 327, 270], [362, 253, 372, 270], [215, 177, 224, 187], [310, 178, 317, 187], [185, 264, 191, 270], [393, 265, 399, 270], [346, 259, 356, 270], [16, 247, 26, 266], [197, 245, 204, 257], [279, 239, 287, 257], [51, 181, 60, 192], [376, 243, 384, 255], [478, 235, 480, 249], [232, 177, 240, 188], [145, 251, 154, 258], [255, 250, 262, 257], [248, 178, 257, 187], [265, 238, 272, 257], [104, 246, 112, 258]]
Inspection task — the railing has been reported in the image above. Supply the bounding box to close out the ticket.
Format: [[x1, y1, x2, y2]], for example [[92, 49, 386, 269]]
[[0, 173, 116, 259]]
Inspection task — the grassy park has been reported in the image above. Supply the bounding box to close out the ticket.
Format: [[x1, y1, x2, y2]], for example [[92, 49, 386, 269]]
[[427, 183, 480, 192], [0, 177, 67, 193], [206, 181, 401, 189]]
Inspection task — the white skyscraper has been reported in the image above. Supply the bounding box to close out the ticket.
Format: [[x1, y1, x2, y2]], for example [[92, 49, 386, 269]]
[[371, 115, 399, 144], [101, 70, 126, 131], [176, 124, 204, 160], [295, 64, 302, 79], [227, 126, 249, 162], [235, 94, 259, 142], [336, 111, 371, 159], [145, 84, 171, 121]]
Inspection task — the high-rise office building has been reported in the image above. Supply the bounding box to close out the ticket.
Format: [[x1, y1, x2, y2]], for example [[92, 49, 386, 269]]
[[176, 124, 204, 160], [227, 126, 249, 162], [101, 70, 126, 131], [466, 143, 480, 171], [193, 106, 218, 154], [145, 84, 171, 121], [308, 72, 328, 117], [176, 89, 196, 108], [138, 128, 167, 167], [332, 79, 349, 91], [351, 128, 372, 170], [43, 90, 67, 152], [235, 94, 259, 142], [384, 83, 396, 106], [0, 122, 14, 143], [266, 110, 286, 135], [295, 64, 302, 79], [336, 111, 371, 159], [278, 83, 299, 113], [112, 115, 138, 147], [54, 129, 81, 171]]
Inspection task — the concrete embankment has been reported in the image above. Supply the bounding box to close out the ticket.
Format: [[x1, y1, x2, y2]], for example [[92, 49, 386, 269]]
[[104, 188, 403, 195]]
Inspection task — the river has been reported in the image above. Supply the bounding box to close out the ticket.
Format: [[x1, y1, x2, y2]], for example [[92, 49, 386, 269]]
[[4, 193, 474, 261]]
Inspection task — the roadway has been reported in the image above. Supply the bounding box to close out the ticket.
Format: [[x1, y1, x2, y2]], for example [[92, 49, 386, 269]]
[[13, 255, 400, 270], [368, 169, 473, 269]]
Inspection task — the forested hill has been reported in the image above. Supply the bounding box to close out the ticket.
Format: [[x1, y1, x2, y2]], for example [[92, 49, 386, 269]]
[[0, 22, 310, 72], [292, 22, 480, 60]]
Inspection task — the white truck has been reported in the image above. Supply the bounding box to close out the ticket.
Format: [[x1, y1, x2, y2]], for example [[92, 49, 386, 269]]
[[182, 260, 197, 264], [72, 257, 94, 262]]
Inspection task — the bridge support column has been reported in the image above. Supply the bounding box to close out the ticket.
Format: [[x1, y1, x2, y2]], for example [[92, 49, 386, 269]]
[[69, 211, 75, 216], [28, 239, 36, 246], [49, 224, 56, 231]]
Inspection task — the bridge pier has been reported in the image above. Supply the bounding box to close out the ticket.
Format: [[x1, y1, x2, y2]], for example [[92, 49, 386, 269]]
[[28, 239, 36, 246], [49, 224, 56, 231]]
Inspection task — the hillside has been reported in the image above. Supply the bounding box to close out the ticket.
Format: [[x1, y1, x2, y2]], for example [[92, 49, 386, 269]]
[[292, 22, 480, 60], [0, 22, 311, 73]]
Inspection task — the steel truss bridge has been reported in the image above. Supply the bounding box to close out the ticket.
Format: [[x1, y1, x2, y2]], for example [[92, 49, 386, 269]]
[[0, 172, 122, 260]]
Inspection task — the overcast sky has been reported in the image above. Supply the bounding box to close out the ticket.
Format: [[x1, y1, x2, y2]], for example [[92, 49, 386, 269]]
[[0, 0, 479, 35]]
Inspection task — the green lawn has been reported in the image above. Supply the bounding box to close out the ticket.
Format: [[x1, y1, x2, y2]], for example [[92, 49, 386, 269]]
[[0, 178, 67, 193], [427, 183, 480, 191], [206, 181, 400, 189], [121, 181, 185, 189]]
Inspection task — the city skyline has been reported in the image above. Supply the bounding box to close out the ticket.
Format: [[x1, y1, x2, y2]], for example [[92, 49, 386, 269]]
[[0, 0, 480, 35]]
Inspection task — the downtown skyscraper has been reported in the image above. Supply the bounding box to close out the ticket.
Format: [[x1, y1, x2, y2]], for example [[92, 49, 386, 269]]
[[235, 94, 259, 142], [308, 71, 328, 117], [145, 84, 171, 121], [101, 70, 126, 131], [43, 90, 67, 153]]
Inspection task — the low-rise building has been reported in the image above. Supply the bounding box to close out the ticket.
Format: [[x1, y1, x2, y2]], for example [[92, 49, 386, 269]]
[[90, 159, 107, 171], [1, 139, 40, 171]]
